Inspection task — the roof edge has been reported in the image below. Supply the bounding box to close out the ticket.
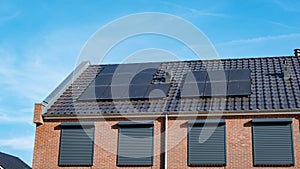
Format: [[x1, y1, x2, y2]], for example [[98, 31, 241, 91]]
[[42, 61, 90, 114], [90, 55, 296, 66]]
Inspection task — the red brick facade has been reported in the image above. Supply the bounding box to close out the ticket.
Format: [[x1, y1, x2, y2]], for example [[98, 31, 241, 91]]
[[32, 115, 300, 169]]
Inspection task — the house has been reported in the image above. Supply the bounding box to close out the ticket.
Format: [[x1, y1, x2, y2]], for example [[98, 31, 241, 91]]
[[0, 152, 31, 169], [32, 50, 300, 169]]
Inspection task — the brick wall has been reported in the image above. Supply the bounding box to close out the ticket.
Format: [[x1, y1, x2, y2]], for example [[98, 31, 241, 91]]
[[32, 115, 300, 169], [32, 118, 164, 169]]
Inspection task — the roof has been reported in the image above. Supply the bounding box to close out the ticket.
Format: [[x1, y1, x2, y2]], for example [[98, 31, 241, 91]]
[[43, 56, 300, 117], [0, 152, 31, 169]]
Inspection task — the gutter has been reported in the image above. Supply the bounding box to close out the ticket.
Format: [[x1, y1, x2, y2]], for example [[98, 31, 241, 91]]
[[43, 110, 300, 120]]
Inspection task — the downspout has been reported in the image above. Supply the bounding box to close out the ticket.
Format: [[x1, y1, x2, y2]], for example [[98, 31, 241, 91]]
[[164, 113, 168, 169]]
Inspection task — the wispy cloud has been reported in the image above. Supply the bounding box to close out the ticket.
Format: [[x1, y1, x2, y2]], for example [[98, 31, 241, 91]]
[[218, 33, 300, 46], [0, 108, 33, 124], [268, 21, 300, 30], [0, 26, 92, 103], [161, 1, 225, 18], [273, 0, 300, 12], [0, 136, 34, 150], [0, 10, 22, 23]]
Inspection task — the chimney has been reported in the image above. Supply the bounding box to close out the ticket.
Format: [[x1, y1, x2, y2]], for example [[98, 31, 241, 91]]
[[294, 49, 300, 56], [33, 103, 44, 125], [165, 70, 173, 83], [283, 61, 291, 80]]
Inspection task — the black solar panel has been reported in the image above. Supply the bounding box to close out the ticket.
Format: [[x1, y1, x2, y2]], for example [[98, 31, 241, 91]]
[[100, 64, 118, 74], [181, 69, 251, 97], [79, 63, 161, 100], [145, 84, 170, 98], [94, 74, 113, 85], [185, 71, 207, 83], [101, 63, 160, 74], [96, 66, 158, 86], [206, 70, 229, 82], [137, 62, 161, 71], [95, 73, 133, 86], [131, 73, 154, 85], [138, 68, 158, 75], [229, 69, 251, 81], [100, 85, 129, 99], [114, 63, 141, 74], [111, 85, 130, 99], [129, 85, 149, 99], [111, 74, 132, 85], [181, 82, 205, 98], [227, 81, 251, 96], [78, 86, 107, 101], [203, 82, 228, 97]]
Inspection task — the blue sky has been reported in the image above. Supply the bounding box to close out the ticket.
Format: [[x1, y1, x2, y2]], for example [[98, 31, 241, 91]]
[[1, 0, 300, 166]]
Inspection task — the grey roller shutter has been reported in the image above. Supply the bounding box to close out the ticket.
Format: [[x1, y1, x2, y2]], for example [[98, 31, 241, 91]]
[[188, 120, 226, 166], [252, 118, 294, 166], [117, 121, 154, 166], [59, 122, 95, 166]]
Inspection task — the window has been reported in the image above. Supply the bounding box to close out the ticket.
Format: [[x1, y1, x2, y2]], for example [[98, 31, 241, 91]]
[[188, 120, 226, 166], [252, 118, 294, 166], [117, 121, 154, 166], [59, 122, 95, 166]]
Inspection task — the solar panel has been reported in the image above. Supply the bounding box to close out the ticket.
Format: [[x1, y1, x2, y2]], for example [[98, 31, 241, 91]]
[[94, 74, 113, 85], [101, 85, 129, 99], [145, 84, 170, 98], [78, 86, 107, 101], [100, 64, 118, 74], [129, 84, 149, 99], [138, 68, 157, 75], [203, 82, 228, 97], [181, 82, 205, 98], [227, 81, 251, 96], [101, 63, 160, 74], [137, 62, 161, 71], [114, 63, 141, 74], [229, 69, 251, 81], [206, 70, 229, 82], [184, 71, 207, 83], [111, 74, 132, 85], [79, 63, 161, 100], [95, 73, 139, 86], [180, 69, 251, 98], [131, 72, 154, 85]]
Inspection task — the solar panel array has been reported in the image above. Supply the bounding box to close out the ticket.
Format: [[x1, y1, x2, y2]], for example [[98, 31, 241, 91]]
[[181, 69, 251, 98], [78, 63, 171, 101]]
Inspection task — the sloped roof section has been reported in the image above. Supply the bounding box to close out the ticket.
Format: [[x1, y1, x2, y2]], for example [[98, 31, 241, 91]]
[[0, 152, 31, 169], [44, 56, 300, 116]]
